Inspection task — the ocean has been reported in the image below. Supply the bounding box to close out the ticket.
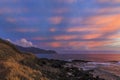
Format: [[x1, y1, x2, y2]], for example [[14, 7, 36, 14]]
[[36, 53, 120, 62]]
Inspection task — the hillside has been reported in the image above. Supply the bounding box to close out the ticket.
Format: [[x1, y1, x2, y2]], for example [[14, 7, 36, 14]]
[[0, 38, 49, 80], [0, 38, 105, 80]]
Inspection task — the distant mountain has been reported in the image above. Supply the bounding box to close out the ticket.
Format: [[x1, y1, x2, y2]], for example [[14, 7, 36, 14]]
[[16, 45, 57, 54]]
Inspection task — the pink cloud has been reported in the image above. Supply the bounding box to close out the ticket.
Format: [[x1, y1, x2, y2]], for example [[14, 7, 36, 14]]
[[6, 17, 17, 23], [82, 33, 102, 39], [60, 13, 120, 50], [18, 17, 39, 22], [97, 0, 120, 4], [0, 7, 28, 14], [53, 35, 79, 40], [98, 7, 120, 14], [48, 16, 63, 24], [67, 14, 120, 33], [107, 33, 120, 39], [0, 0, 19, 3], [32, 37, 47, 40], [52, 8, 69, 14], [57, 0, 80, 4], [68, 18, 83, 24], [49, 28, 57, 32], [66, 27, 98, 32], [12, 28, 39, 33], [47, 42, 63, 48]]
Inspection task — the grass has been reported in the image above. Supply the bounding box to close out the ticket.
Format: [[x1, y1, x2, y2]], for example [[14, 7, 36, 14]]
[[0, 38, 48, 80]]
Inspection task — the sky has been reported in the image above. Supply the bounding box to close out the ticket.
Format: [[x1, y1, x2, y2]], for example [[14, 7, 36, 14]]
[[0, 0, 120, 53]]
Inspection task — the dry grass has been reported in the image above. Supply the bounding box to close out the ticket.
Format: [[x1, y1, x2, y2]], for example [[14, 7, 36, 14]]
[[0, 38, 49, 80], [0, 61, 48, 80]]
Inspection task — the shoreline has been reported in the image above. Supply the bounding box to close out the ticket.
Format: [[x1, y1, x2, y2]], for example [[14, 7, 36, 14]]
[[63, 59, 120, 80], [40, 58, 120, 80]]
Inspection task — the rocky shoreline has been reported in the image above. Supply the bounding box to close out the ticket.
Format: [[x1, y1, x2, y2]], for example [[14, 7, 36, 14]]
[[37, 58, 105, 80], [64, 59, 120, 80]]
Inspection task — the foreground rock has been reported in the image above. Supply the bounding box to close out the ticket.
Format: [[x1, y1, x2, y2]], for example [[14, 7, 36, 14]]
[[66, 61, 120, 80]]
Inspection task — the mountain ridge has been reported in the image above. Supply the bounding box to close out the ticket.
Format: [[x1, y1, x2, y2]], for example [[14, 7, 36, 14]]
[[16, 45, 57, 54]]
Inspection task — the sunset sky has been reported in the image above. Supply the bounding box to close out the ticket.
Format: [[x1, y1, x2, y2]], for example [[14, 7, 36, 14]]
[[0, 0, 120, 53]]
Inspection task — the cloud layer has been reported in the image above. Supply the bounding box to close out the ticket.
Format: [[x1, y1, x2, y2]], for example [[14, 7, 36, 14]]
[[1, 0, 120, 52]]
